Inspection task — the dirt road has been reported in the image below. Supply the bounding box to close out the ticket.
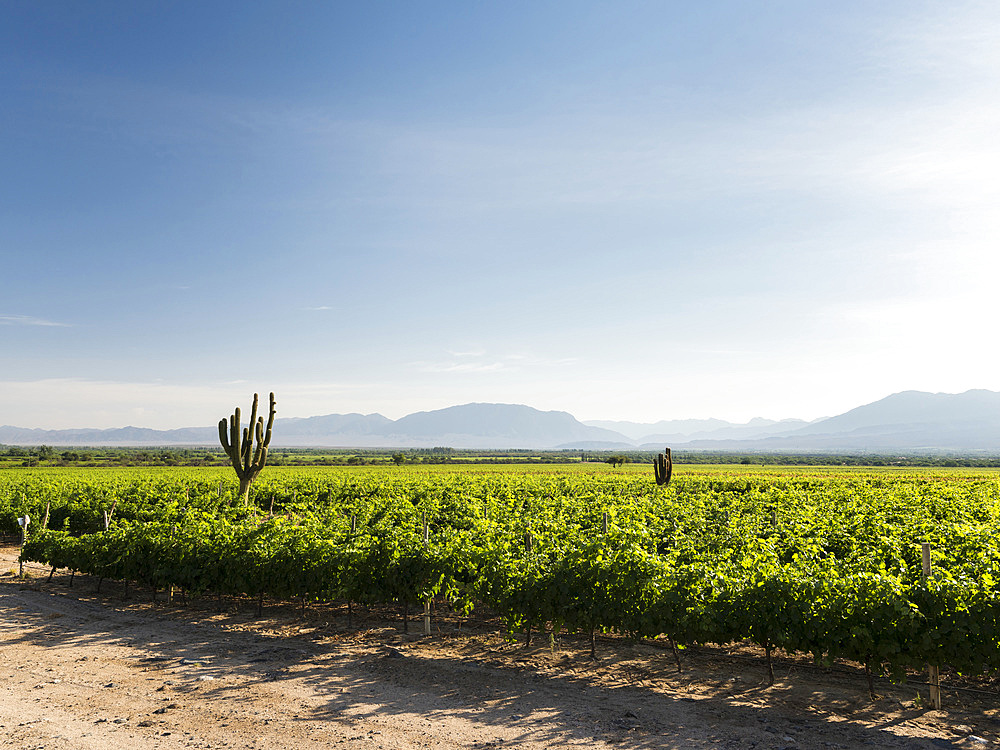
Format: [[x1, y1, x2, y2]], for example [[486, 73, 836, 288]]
[[1, 546, 997, 749]]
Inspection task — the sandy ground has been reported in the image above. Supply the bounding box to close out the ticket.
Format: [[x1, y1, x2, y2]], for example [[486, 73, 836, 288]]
[[2, 544, 998, 750]]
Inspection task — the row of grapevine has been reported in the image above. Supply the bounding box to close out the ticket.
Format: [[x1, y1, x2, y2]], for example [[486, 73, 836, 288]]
[[7, 468, 1000, 673], [12, 464, 1000, 682]]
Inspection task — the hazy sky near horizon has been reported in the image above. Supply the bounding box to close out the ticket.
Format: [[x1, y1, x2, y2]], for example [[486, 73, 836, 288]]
[[3, 1, 1000, 429]]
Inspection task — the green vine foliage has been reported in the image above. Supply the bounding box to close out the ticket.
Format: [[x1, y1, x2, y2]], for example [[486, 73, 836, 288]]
[[11, 466, 1000, 678]]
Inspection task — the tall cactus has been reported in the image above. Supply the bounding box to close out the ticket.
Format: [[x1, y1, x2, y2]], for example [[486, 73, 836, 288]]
[[219, 392, 276, 502], [654, 447, 672, 486]]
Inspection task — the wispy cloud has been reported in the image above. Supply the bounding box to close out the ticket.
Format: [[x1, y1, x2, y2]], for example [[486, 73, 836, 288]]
[[413, 350, 578, 374], [414, 360, 506, 374], [0, 315, 71, 327], [501, 353, 579, 367], [304, 305, 333, 311]]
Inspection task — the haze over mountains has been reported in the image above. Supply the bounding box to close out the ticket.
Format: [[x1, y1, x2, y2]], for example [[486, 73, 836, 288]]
[[3, 390, 1000, 453]]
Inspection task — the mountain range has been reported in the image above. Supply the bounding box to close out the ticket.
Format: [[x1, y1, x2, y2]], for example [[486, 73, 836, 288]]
[[3, 389, 1000, 453]]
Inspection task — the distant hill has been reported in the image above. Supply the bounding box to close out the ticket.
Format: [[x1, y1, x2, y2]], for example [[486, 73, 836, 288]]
[[585, 418, 734, 441], [279, 413, 393, 438], [587, 416, 814, 444], [0, 403, 630, 449], [790, 389, 1000, 438], [3, 390, 1000, 452], [374, 403, 629, 448], [649, 390, 1000, 453]]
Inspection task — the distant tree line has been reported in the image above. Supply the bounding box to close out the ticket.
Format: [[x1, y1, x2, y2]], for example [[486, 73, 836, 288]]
[[0, 445, 222, 467], [579, 450, 1000, 468], [3, 444, 1000, 468], [667, 452, 1000, 468]]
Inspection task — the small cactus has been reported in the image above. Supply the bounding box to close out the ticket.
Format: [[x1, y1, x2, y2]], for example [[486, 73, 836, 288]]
[[654, 447, 672, 486], [219, 392, 276, 502]]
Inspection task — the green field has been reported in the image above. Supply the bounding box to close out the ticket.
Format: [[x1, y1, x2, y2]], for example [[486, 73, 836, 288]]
[[7, 463, 1000, 683]]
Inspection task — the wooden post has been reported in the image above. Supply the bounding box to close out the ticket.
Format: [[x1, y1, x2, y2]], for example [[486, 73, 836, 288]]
[[525, 532, 533, 553], [922, 542, 942, 709], [348, 514, 357, 629], [17, 515, 29, 576], [168, 524, 177, 604], [423, 513, 431, 635], [602, 512, 608, 535]]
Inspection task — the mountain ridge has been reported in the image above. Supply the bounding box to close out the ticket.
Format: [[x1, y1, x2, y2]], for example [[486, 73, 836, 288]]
[[2, 390, 1000, 452]]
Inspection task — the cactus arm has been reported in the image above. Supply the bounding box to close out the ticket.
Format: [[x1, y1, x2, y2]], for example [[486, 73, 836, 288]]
[[243, 394, 260, 473], [221, 413, 247, 480], [262, 392, 276, 448], [247, 394, 259, 436], [241, 426, 251, 474], [252, 393, 277, 471], [230, 409, 241, 466], [218, 418, 230, 453], [260, 394, 276, 471], [251, 418, 265, 468], [245, 394, 259, 463]]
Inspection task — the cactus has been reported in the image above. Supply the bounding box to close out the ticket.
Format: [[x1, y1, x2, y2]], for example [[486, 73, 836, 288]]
[[654, 447, 672, 486], [219, 392, 276, 502]]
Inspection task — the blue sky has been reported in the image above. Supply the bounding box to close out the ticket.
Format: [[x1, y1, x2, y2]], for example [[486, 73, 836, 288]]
[[3, 1, 999, 429]]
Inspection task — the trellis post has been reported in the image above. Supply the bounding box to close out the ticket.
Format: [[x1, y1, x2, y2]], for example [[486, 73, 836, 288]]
[[922, 542, 941, 709], [17, 514, 30, 576], [423, 513, 431, 635]]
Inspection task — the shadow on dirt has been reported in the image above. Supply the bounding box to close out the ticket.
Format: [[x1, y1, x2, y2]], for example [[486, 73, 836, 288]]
[[3, 557, 997, 750]]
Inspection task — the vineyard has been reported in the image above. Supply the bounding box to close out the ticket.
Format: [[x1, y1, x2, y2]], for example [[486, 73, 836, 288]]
[[6, 464, 1000, 694]]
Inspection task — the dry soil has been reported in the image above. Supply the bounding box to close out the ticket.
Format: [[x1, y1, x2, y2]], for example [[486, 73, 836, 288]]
[[2, 545, 998, 750]]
